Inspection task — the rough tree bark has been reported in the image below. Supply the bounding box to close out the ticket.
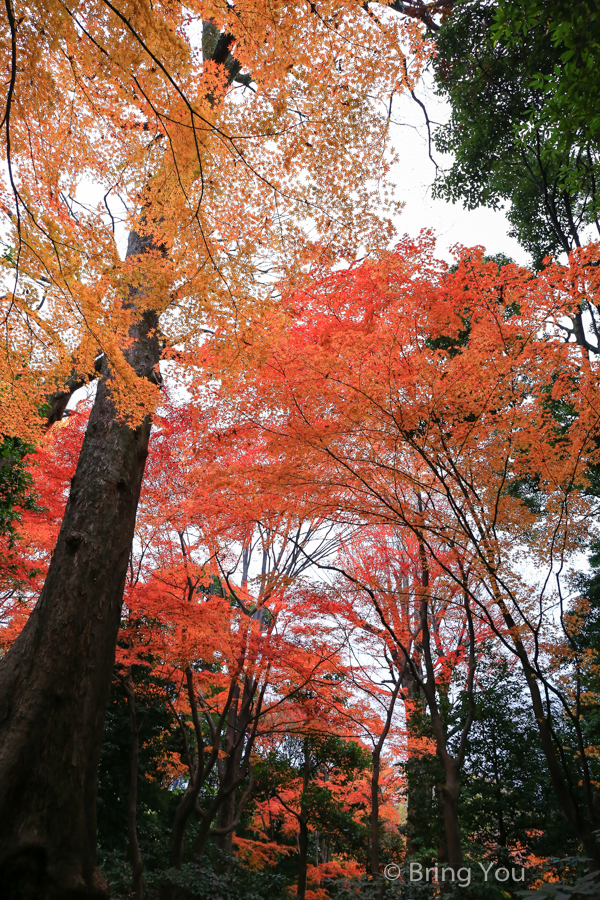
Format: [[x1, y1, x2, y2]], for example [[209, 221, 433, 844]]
[[0, 228, 160, 900]]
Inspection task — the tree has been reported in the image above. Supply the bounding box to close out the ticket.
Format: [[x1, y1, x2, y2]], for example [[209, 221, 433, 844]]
[[252, 733, 371, 900], [97, 665, 181, 899], [206, 236, 600, 867], [432, 0, 600, 268], [293, 552, 406, 890], [86, 391, 365, 892], [493, 0, 600, 156], [325, 525, 481, 869], [457, 659, 579, 872], [0, 3, 433, 895]]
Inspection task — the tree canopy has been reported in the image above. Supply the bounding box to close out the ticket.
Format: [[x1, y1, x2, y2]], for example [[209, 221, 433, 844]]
[[433, 0, 600, 267], [2, 3, 600, 900]]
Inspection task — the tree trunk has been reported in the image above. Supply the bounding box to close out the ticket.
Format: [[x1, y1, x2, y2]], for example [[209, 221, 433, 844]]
[[193, 674, 262, 859], [214, 789, 236, 857], [402, 664, 431, 857], [296, 738, 310, 900], [522, 657, 600, 870], [214, 690, 241, 859], [493, 592, 600, 870], [170, 788, 201, 870], [414, 527, 476, 871], [437, 762, 463, 869], [297, 819, 309, 900], [370, 673, 402, 898], [122, 672, 144, 900], [168, 667, 216, 870], [370, 751, 381, 877], [0, 228, 160, 899]]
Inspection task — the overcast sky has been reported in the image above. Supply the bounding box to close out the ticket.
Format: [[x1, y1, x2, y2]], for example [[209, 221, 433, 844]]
[[387, 73, 529, 268]]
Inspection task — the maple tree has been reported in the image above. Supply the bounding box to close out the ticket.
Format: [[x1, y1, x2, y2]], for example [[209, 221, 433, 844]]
[[296, 559, 406, 893], [89, 393, 367, 897], [457, 659, 579, 871], [17, 288, 597, 897], [203, 234, 600, 872], [252, 734, 371, 900], [0, 2, 436, 896], [307, 523, 485, 871], [1, 393, 384, 896], [4, 2, 600, 897]]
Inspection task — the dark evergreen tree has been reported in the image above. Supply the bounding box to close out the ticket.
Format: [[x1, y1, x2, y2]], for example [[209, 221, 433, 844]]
[[433, 0, 600, 268], [456, 661, 579, 866]]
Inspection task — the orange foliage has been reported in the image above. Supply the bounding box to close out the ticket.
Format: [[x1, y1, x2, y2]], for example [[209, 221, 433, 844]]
[[204, 236, 600, 681], [0, 0, 429, 431]]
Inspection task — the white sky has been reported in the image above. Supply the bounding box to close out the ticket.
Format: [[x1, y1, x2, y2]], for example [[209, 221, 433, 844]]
[[387, 73, 530, 267]]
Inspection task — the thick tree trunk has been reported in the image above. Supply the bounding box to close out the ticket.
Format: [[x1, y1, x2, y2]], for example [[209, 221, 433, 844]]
[[214, 691, 241, 859], [170, 789, 200, 869], [0, 229, 160, 899], [214, 789, 236, 857]]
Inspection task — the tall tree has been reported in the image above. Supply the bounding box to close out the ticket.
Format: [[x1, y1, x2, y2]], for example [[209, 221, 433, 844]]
[[0, 3, 429, 895], [208, 238, 600, 867], [432, 0, 600, 268], [327, 526, 479, 868]]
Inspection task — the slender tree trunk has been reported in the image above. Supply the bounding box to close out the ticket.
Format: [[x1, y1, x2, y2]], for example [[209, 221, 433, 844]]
[[490, 727, 507, 852], [193, 685, 241, 857], [370, 750, 389, 900], [193, 675, 263, 858], [370, 752, 381, 876], [522, 655, 600, 869], [297, 819, 309, 900], [169, 668, 216, 870], [414, 528, 476, 871], [0, 228, 160, 899], [297, 738, 310, 900], [402, 664, 431, 857], [370, 673, 402, 898], [122, 671, 144, 900], [493, 591, 600, 870]]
